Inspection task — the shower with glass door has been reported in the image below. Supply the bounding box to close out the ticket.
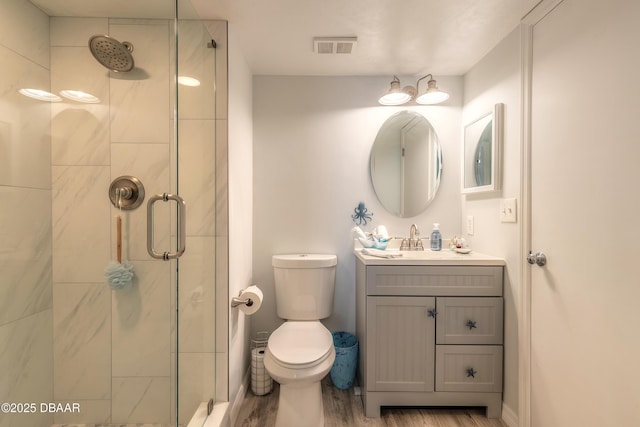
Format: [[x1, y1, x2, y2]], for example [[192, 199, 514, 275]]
[[0, 0, 225, 426]]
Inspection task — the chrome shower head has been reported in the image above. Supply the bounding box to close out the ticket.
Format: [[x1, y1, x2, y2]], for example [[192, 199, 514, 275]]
[[88, 35, 135, 73]]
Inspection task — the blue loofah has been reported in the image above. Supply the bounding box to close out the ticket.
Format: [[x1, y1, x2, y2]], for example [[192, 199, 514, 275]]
[[105, 261, 134, 290]]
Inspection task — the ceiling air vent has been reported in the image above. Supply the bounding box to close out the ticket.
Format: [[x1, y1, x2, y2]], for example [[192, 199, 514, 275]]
[[313, 37, 357, 54]]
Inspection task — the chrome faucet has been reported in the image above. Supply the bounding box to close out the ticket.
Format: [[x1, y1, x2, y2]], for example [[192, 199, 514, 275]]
[[400, 224, 424, 251], [410, 224, 418, 243]]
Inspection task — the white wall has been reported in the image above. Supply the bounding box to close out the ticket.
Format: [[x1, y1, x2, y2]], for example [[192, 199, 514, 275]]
[[227, 21, 254, 421], [462, 27, 521, 420], [252, 75, 463, 336]]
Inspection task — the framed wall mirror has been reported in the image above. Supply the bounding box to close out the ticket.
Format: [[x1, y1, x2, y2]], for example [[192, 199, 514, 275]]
[[462, 103, 503, 194], [370, 110, 442, 217]]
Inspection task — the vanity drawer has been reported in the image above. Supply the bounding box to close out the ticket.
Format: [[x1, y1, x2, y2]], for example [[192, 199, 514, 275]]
[[366, 266, 503, 297], [436, 297, 503, 345], [435, 345, 503, 393]]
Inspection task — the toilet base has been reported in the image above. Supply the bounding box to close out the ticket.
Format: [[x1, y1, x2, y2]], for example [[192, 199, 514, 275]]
[[275, 380, 324, 427]]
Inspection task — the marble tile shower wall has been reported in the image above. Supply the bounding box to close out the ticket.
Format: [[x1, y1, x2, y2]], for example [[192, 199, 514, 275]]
[[0, 1, 54, 427], [46, 17, 219, 425]]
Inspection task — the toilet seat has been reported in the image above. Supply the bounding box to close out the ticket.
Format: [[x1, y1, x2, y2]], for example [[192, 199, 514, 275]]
[[267, 321, 333, 369]]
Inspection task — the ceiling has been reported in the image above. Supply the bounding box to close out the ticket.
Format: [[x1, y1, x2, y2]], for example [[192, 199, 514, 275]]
[[30, 0, 540, 77]]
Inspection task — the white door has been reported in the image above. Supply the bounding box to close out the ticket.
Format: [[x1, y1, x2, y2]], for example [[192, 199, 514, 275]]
[[527, 0, 640, 425]]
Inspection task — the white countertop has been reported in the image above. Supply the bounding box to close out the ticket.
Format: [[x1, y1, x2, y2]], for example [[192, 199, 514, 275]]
[[353, 247, 505, 266]]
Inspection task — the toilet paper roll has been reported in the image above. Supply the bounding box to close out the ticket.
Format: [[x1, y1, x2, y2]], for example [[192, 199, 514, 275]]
[[239, 285, 263, 315]]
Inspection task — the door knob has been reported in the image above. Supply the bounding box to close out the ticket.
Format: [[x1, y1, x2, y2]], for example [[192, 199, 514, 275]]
[[527, 251, 547, 267]]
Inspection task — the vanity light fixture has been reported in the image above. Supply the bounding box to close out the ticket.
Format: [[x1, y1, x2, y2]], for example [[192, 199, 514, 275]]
[[415, 75, 450, 104], [378, 74, 449, 106], [378, 76, 414, 105]]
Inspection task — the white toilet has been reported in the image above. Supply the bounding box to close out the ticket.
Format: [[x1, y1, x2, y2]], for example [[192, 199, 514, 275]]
[[263, 254, 337, 427]]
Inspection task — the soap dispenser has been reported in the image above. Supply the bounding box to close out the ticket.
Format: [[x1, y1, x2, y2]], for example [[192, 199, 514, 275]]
[[430, 223, 442, 251]]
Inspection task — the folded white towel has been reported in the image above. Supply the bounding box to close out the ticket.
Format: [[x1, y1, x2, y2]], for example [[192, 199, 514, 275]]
[[362, 248, 403, 259]]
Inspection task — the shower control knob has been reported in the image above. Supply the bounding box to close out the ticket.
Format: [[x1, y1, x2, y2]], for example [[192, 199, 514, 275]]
[[109, 176, 145, 210]]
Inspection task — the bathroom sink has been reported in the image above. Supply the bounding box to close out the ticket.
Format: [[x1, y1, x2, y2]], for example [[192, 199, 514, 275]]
[[392, 250, 465, 259], [354, 246, 505, 266]]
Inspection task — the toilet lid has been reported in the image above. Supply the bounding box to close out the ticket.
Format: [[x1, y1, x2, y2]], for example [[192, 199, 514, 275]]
[[268, 321, 333, 366]]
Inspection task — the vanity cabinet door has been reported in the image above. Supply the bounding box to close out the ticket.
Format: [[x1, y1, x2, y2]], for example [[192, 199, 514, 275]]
[[436, 297, 503, 345], [366, 296, 436, 392]]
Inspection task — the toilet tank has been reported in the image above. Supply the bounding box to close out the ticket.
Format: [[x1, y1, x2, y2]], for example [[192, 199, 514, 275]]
[[272, 254, 337, 320]]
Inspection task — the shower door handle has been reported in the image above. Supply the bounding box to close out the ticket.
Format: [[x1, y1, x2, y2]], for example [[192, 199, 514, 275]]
[[147, 193, 186, 260]]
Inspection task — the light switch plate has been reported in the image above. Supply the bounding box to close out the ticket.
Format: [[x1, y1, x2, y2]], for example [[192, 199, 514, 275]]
[[466, 215, 474, 235], [500, 198, 517, 223]]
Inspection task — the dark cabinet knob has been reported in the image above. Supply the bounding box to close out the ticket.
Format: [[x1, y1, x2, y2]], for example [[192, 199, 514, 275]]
[[466, 320, 477, 330], [467, 368, 477, 378], [427, 309, 438, 318]]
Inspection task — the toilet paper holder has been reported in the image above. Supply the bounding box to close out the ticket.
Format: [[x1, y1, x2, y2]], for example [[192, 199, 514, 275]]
[[230, 285, 263, 315], [231, 291, 254, 308]]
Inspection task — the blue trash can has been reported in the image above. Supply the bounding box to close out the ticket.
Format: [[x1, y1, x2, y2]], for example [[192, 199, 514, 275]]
[[330, 331, 358, 390]]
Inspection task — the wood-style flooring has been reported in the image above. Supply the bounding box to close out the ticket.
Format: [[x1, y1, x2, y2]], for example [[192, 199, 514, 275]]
[[235, 377, 508, 427]]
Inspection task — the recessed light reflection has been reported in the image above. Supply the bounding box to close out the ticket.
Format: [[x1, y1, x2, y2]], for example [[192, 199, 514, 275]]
[[19, 88, 62, 102], [178, 76, 201, 87], [59, 90, 101, 103]]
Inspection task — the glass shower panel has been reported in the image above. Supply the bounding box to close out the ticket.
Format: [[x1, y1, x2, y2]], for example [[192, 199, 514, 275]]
[[0, 0, 218, 426], [174, 5, 218, 425], [49, 13, 177, 426]]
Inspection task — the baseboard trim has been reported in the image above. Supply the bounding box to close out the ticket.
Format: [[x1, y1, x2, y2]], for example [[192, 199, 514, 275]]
[[501, 402, 518, 427], [229, 367, 251, 427]]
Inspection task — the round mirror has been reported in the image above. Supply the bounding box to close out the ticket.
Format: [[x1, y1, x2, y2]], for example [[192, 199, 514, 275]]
[[370, 111, 442, 217]]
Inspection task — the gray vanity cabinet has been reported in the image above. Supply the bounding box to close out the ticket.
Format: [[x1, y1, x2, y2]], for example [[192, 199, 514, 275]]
[[355, 257, 504, 418]]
